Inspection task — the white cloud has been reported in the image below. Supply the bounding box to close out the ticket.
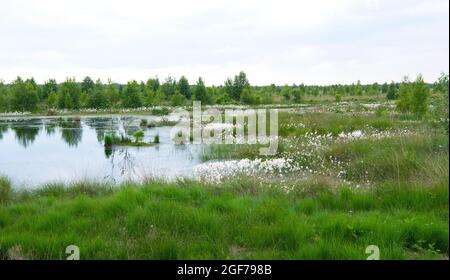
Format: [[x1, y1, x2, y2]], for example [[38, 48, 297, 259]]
[[0, 0, 448, 85]]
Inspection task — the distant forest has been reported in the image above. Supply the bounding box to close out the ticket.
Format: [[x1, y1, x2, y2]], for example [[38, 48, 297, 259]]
[[0, 71, 448, 113]]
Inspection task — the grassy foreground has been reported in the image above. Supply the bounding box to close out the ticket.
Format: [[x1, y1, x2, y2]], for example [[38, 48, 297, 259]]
[[0, 178, 448, 260]]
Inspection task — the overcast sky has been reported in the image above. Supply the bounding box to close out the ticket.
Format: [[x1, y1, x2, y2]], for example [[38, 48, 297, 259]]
[[0, 0, 448, 85]]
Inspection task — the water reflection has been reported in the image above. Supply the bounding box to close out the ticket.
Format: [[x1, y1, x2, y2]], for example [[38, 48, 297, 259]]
[[0, 115, 203, 187], [12, 126, 40, 148], [59, 120, 83, 147], [0, 124, 8, 140]]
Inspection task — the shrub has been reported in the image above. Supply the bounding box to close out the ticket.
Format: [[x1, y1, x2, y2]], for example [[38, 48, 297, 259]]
[[134, 131, 145, 142], [154, 134, 160, 144]]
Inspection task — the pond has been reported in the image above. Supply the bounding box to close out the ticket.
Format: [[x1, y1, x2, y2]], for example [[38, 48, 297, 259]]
[[0, 115, 204, 188]]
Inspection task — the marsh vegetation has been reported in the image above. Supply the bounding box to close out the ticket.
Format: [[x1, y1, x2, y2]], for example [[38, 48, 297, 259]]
[[0, 73, 448, 260]]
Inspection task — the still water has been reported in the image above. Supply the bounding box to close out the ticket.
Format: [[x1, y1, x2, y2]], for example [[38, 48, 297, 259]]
[[0, 115, 204, 188]]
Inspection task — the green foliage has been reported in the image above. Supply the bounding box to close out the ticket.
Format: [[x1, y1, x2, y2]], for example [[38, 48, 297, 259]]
[[88, 79, 109, 109], [104, 134, 113, 147], [225, 71, 250, 101], [397, 75, 430, 116], [81, 76, 95, 93], [46, 92, 58, 108], [9, 77, 39, 112], [154, 134, 160, 144], [0, 81, 8, 112], [0, 176, 12, 204], [0, 72, 444, 112], [433, 73, 449, 94], [171, 91, 186, 106], [178, 76, 191, 99], [240, 87, 258, 104], [146, 77, 160, 92], [292, 86, 304, 103], [411, 75, 429, 116], [430, 73, 449, 133], [161, 76, 177, 98], [58, 78, 81, 109], [386, 82, 398, 100], [151, 107, 170, 116], [133, 131, 145, 142], [193, 77, 208, 103], [41, 79, 58, 100], [102, 80, 119, 108], [122, 80, 142, 108]]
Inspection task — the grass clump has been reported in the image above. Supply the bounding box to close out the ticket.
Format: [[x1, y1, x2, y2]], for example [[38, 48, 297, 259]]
[[154, 134, 160, 144], [104, 133, 152, 147], [0, 177, 12, 204]]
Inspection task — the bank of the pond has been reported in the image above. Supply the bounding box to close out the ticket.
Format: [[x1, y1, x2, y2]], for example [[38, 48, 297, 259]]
[[0, 178, 448, 260]]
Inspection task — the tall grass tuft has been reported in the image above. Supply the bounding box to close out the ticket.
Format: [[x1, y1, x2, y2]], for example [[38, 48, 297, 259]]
[[154, 134, 160, 144], [0, 176, 12, 204]]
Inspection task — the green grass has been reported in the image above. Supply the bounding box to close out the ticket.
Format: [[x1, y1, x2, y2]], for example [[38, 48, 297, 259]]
[[201, 144, 262, 161], [278, 111, 412, 137], [0, 177, 12, 205], [326, 133, 449, 183], [0, 179, 447, 260]]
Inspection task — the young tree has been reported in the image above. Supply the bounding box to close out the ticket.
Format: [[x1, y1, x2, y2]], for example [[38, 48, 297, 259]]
[[193, 77, 208, 103], [280, 85, 290, 102], [47, 92, 58, 108], [105, 79, 120, 107], [178, 76, 191, 99], [81, 76, 95, 94], [10, 77, 39, 112], [161, 76, 177, 99], [396, 75, 429, 116], [224, 71, 250, 101], [122, 80, 142, 108], [386, 81, 398, 100], [381, 82, 389, 94], [58, 78, 81, 109], [88, 79, 109, 109], [396, 77, 412, 113], [41, 79, 58, 100], [410, 74, 429, 117], [146, 77, 160, 92]]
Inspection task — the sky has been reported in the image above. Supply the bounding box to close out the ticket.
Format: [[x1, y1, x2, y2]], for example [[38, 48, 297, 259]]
[[0, 0, 448, 85]]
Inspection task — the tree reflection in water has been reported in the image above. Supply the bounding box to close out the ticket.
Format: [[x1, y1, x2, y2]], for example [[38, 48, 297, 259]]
[[0, 124, 8, 140], [103, 147, 137, 183], [59, 119, 83, 147], [12, 126, 40, 148]]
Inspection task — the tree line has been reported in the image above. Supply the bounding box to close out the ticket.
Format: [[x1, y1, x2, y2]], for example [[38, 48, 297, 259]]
[[0, 71, 448, 116]]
